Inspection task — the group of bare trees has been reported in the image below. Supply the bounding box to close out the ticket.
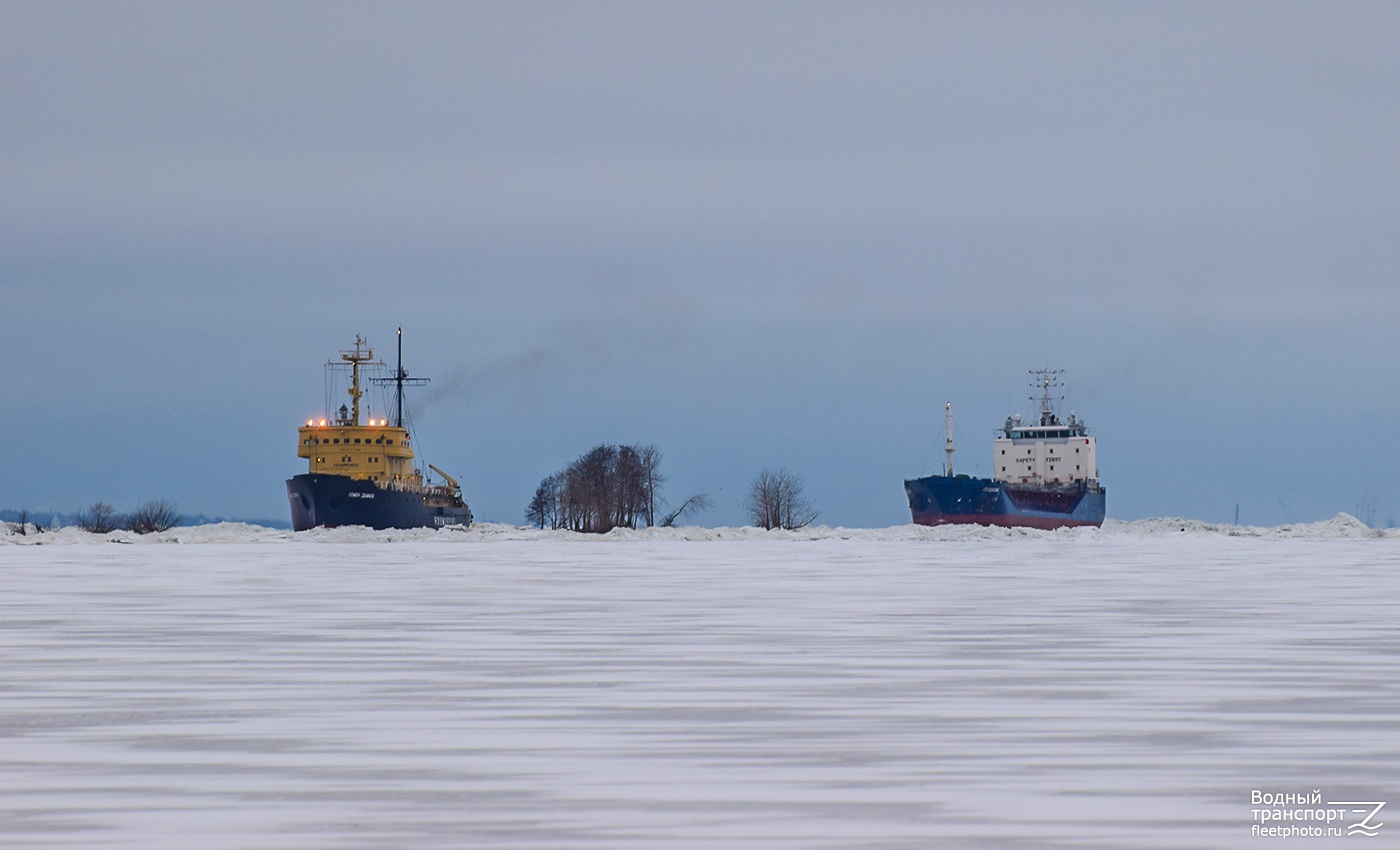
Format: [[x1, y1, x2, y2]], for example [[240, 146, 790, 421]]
[[743, 468, 818, 530], [3, 502, 183, 535], [75, 500, 182, 534], [526, 444, 711, 533], [4, 509, 43, 535], [525, 445, 816, 533], [526, 444, 665, 532]]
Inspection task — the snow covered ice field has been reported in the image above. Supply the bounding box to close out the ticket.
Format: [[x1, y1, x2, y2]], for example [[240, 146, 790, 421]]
[[3, 518, 1397, 849]]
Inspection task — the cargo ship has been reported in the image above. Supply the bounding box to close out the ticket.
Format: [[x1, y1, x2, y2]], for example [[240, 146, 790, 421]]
[[286, 331, 472, 531], [904, 370, 1105, 529]]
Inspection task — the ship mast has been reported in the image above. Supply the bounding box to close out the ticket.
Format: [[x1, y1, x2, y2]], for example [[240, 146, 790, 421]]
[[1031, 368, 1064, 426], [338, 336, 376, 426], [372, 327, 428, 429], [944, 401, 955, 476]]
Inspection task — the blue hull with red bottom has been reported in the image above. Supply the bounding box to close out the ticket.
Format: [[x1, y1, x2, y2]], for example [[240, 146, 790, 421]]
[[904, 474, 1105, 529]]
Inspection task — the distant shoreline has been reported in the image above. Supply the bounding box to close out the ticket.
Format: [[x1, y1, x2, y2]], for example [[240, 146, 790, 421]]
[[4, 514, 1389, 545]]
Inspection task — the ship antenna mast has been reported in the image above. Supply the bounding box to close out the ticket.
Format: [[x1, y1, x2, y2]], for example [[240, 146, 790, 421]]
[[944, 401, 955, 476], [372, 327, 429, 428], [337, 335, 378, 426], [395, 328, 405, 427], [1030, 368, 1064, 426]]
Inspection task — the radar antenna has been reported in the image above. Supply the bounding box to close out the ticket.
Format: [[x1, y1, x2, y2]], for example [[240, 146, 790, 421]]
[[1030, 368, 1064, 426], [371, 327, 429, 428]]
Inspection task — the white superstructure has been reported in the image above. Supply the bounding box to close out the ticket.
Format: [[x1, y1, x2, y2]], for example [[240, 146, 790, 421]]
[[992, 370, 1099, 487]]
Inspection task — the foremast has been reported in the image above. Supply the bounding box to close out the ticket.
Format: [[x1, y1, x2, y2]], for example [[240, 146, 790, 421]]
[[336, 335, 378, 426]]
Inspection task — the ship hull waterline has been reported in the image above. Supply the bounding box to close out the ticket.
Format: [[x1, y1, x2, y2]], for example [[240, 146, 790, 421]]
[[904, 474, 1105, 530], [287, 473, 471, 531]]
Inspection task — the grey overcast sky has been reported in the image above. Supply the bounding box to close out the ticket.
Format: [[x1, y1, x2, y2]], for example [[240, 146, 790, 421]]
[[3, 1, 1397, 527]]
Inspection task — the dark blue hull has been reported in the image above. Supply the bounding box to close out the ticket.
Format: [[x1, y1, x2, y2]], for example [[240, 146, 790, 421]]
[[904, 474, 1105, 529], [286, 473, 472, 531]]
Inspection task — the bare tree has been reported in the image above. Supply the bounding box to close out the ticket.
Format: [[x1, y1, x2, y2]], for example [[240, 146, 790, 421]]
[[660, 493, 711, 527], [614, 444, 643, 530], [744, 468, 818, 530], [128, 500, 182, 534], [572, 444, 618, 532], [638, 445, 665, 527], [76, 502, 121, 534], [526, 473, 563, 529], [1354, 486, 1381, 528], [13, 509, 27, 536]]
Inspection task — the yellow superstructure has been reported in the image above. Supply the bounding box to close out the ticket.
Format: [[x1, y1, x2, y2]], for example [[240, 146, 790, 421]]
[[296, 421, 420, 487]]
